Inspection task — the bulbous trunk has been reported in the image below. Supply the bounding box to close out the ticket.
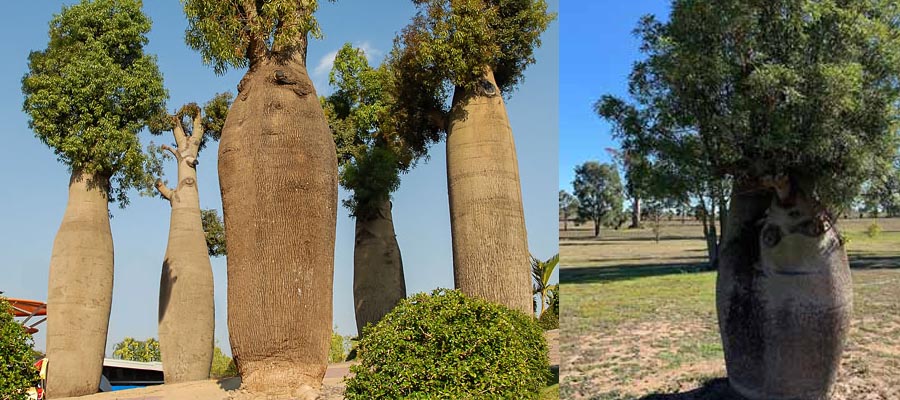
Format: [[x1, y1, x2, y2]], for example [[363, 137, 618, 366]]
[[716, 180, 851, 400], [218, 55, 337, 394], [158, 160, 214, 383], [353, 200, 406, 338], [45, 171, 113, 398], [446, 68, 531, 315]]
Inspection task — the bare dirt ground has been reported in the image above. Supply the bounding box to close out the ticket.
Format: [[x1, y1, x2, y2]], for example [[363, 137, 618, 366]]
[[56, 330, 560, 400], [560, 218, 900, 400]]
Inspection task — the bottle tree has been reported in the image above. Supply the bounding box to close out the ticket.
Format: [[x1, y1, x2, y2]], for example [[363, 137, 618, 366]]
[[21, 0, 166, 396], [181, 1, 338, 397], [147, 93, 230, 384], [628, 1, 900, 398], [323, 44, 409, 338], [396, 0, 555, 314]]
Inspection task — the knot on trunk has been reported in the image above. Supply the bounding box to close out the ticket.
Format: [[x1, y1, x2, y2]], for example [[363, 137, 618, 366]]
[[478, 79, 498, 97]]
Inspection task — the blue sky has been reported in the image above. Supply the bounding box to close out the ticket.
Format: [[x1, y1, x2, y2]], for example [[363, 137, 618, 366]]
[[559, 1, 670, 192], [0, 1, 558, 355]]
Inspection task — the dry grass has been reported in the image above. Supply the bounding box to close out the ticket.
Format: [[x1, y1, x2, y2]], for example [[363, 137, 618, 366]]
[[560, 218, 900, 400]]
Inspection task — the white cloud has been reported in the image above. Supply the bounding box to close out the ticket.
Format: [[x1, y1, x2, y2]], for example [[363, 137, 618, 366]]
[[313, 41, 383, 79]]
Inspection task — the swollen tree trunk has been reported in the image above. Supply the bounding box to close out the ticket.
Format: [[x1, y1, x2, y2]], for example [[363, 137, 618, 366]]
[[716, 179, 851, 400], [353, 200, 406, 338], [446, 67, 531, 315], [219, 50, 337, 395], [630, 197, 641, 228], [45, 171, 113, 398], [156, 127, 214, 384]]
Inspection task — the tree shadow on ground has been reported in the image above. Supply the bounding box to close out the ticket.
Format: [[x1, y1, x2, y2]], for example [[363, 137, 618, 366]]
[[561, 262, 711, 285], [562, 256, 900, 285], [562, 235, 703, 244], [638, 378, 748, 400]]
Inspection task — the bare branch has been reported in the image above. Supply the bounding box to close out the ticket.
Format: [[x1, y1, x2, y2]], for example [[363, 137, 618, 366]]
[[161, 144, 182, 161], [155, 179, 174, 201], [171, 115, 188, 149]]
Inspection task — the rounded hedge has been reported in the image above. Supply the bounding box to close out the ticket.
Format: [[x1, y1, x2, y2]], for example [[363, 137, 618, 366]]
[[345, 288, 550, 399]]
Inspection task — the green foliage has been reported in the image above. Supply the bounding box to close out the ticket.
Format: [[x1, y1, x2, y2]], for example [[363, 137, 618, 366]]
[[201, 208, 226, 257], [573, 161, 625, 231], [345, 289, 550, 399], [182, 0, 330, 74], [531, 253, 559, 317], [112, 337, 160, 362], [0, 298, 40, 400], [401, 0, 555, 95], [209, 344, 237, 378], [22, 0, 167, 207], [324, 44, 408, 217], [866, 223, 883, 238], [330, 328, 349, 363], [628, 0, 900, 210], [147, 92, 233, 151], [537, 289, 559, 331], [559, 190, 578, 220]]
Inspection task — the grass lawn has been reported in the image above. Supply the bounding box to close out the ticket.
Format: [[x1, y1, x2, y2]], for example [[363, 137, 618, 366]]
[[560, 218, 900, 399]]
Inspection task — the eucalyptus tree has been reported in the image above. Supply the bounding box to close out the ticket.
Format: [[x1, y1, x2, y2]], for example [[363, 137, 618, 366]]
[[181, 1, 338, 396], [323, 44, 409, 338], [558, 190, 577, 231], [21, 0, 166, 396], [572, 162, 624, 238], [396, 0, 555, 314], [148, 93, 230, 384], [630, 1, 900, 398]]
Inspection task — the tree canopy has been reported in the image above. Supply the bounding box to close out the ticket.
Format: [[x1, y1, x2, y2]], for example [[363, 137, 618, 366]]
[[398, 0, 555, 95], [22, 0, 167, 206], [324, 44, 406, 218], [112, 337, 160, 362], [182, 0, 331, 73], [628, 0, 900, 209], [573, 161, 624, 234]]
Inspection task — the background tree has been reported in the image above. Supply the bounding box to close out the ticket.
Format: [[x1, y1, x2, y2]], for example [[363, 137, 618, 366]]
[[0, 297, 40, 400], [147, 93, 231, 384], [201, 209, 226, 257], [182, 1, 338, 396], [531, 253, 559, 317], [21, 0, 166, 396], [395, 0, 555, 315], [573, 162, 625, 237], [629, 1, 900, 397], [209, 343, 237, 379], [559, 190, 578, 231], [112, 337, 161, 362], [323, 44, 409, 339]]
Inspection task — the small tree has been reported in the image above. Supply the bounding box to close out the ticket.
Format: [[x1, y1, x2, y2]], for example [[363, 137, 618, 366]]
[[573, 161, 625, 237], [531, 253, 559, 317], [112, 337, 161, 362], [209, 344, 237, 379], [0, 298, 40, 400], [559, 190, 578, 231]]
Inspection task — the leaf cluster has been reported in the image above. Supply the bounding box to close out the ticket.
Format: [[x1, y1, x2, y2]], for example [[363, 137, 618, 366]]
[[345, 288, 551, 399], [112, 337, 160, 362], [22, 0, 167, 207], [0, 298, 40, 400], [201, 208, 226, 257], [182, 0, 332, 74]]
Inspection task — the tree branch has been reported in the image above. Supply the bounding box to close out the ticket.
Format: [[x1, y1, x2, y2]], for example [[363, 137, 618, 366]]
[[190, 111, 205, 157], [155, 179, 174, 201], [241, 0, 268, 64], [161, 144, 182, 161], [171, 116, 188, 149]]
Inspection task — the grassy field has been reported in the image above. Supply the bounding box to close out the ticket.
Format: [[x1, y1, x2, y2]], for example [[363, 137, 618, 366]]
[[560, 218, 900, 399]]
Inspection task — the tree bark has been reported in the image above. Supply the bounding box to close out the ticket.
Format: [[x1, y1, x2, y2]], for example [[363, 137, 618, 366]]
[[716, 179, 851, 400], [593, 220, 601, 237], [157, 123, 215, 384], [45, 171, 113, 398], [218, 51, 337, 395], [446, 67, 531, 315], [353, 200, 406, 338], [630, 197, 641, 228]]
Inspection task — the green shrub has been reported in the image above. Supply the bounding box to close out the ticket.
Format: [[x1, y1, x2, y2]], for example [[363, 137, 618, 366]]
[[209, 343, 237, 378], [345, 289, 551, 399], [330, 328, 349, 363], [0, 297, 40, 400], [538, 292, 559, 331], [866, 223, 882, 238]]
